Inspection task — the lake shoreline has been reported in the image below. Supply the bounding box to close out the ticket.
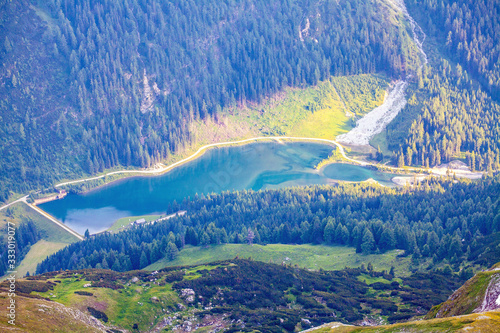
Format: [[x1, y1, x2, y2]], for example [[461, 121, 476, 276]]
[[32, 138, 482, 236], [53, 136, 342, 196]]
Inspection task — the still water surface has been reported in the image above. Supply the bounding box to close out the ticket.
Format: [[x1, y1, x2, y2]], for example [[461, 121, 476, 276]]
[[40, 142, 397, 234]]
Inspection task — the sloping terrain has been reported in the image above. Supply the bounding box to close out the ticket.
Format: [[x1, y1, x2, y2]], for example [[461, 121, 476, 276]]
[[306, 310, 500, 333], [0, 292, 110, 332], [0, 259, 465, 332], [426, 263, 500, 319], [307, 262, 500, 333]]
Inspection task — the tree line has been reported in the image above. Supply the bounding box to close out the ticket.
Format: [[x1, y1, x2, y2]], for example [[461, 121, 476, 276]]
[[388, 60, 500, 171]]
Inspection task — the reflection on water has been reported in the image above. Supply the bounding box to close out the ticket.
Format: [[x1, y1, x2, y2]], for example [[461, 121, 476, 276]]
[[40, 142, 397, 234], [64, 207, 132, 235]]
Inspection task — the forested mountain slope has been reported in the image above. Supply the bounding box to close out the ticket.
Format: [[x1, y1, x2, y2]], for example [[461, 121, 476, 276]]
[[388, 59, 500, 171], [0, 0, 418, 200], [407, 0, 500, 98], [385, 0, 500, 171]]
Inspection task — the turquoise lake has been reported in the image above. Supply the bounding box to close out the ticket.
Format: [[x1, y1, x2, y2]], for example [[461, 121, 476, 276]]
[[40, 142, 398, 234]]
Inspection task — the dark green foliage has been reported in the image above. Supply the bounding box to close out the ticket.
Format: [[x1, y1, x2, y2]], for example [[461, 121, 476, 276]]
[[0, 0, 415, 200], [36, 178, 499, 277], [14, 280, 53, 294], [171, 259, 463, 329], [388, 60, 500, 171], [0, 220, 41, 277], [87, 307, 108, 323], [165, 242, 178, 261], [8, 260, 467, 330], [407, 0, 500, 98], [381, 0, 500, 171]]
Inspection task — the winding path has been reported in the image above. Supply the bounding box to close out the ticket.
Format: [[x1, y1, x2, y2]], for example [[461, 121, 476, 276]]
[[0, 195, 29, 212]]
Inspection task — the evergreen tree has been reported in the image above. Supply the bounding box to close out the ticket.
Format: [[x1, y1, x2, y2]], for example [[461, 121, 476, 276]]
[[361, 229, 376, 254], [139, 251, 148, 268], [166, 242, 178, 261], [379, 228, 396, 251], [323, 220, 336, 244]]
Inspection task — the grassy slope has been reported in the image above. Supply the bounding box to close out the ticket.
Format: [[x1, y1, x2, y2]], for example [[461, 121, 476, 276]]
[[426, 264, 500, 319], [13, 260, 444, 332], [0, 202, 78, 244], [6, 257, 473, 332], [25, 267, 220, 331], [145, 244, 425, 277], [15, 240, 68, 277], [310, 263, 500, 333], [310, 310, 500, 333], [0, 202, 78, 279], [33, 274, 179, 331], [189, 74, 388, 146]]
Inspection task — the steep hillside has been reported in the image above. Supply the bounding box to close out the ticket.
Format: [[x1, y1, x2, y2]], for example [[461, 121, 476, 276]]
[[426, 263, 500, 319], [374, 0, 500, 172], [0, 202, 79, 278], [0, 292, 111, 332], [407, 0, 500, 98], [0, 0, 418, 200], [1, 259, 465, 332]]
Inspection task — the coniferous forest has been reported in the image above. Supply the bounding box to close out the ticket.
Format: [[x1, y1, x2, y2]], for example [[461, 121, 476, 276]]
[[407, 0, 500, 98], [2, 0, 500, 202], [386, 0, 500, 171]]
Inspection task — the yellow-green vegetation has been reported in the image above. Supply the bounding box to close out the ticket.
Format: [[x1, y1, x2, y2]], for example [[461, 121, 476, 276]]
[[331, 74, 388, 117], [242, 74, 388, 139], [426, 265, 500, 319], [31, 271, 182, 331], [189, 74, 388, 147], [309, 310, 500, 333], [14, 240, 68, 278], [315, 149, 344, 169], [146, 244, 423, 277], [107, 214, 161, 232], [357, 274, 393, 285]]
